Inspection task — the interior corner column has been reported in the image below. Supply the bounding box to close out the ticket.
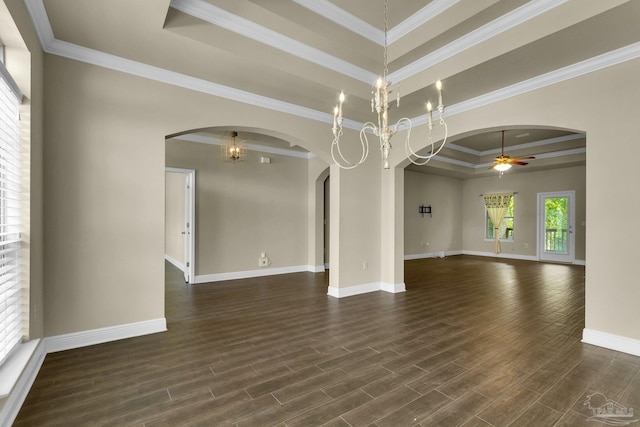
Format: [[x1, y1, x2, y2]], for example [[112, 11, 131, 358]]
[[327, 161, 382, 297], [380, 167, 405, 293]]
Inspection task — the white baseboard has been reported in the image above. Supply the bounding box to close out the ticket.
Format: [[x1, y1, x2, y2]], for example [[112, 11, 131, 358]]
[[462, 250, 538, 262], [327, 282, 381, 298], [164, 254, 185, 271], [327, 281, 406, 298], [1, 318, 167, 426], [0, 340, 46, 427], [582, 329, 640, 357], [195, 265, 320, 283], [310, 265, 325, 273], [381, 282, 406, 293], [405, 250, 462, 260], [45, 318, 167, 353]]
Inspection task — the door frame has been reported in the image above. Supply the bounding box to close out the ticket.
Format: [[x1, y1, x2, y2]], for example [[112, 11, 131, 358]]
[[166, 167, 196, 283], [537, 190, 575, 263]]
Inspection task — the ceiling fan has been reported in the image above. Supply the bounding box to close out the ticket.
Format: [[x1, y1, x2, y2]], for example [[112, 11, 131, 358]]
[[491, 130, 535, 172]]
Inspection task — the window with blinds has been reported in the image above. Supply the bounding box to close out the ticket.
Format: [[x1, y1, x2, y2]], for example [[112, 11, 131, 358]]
[[0, 61, 22, 365]]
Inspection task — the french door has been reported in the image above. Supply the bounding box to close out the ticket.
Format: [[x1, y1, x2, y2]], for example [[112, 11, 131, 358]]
[[538, 191, 575, 263]]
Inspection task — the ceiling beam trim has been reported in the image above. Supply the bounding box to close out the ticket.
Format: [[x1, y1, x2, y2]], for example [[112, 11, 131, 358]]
[[430, 146, 587, 170], [172, 134, 315, 158], [24, 0, 640, 138], [389, 0, 568, 83], [441, 40, 640, 119], [447, 133, 585, 156], [170, 0, 376, 83], [292, 0, 383, 45], [387, 0, 461, 44]]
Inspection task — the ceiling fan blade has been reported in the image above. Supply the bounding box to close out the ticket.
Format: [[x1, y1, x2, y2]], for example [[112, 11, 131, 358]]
[[512, 161, 529, 165], [514, 155, 536, 160]]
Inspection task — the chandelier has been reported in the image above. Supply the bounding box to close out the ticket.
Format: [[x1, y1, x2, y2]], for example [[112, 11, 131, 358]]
[[221, 131, 247, 162], [331, 0, 448, 170]]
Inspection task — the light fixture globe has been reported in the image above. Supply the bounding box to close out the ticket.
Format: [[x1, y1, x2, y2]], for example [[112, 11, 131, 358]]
[[493, 162, 512, 172]]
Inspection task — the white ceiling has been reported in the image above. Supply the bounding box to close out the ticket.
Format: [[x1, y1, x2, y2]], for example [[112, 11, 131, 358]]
[[28, 0, 640, 177]]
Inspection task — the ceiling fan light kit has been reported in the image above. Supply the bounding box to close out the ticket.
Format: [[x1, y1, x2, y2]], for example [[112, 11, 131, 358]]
[[491, 130, 535, 176]]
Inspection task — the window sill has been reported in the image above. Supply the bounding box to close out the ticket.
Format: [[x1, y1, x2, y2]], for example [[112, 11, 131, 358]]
[[0, 339, 41, 398]]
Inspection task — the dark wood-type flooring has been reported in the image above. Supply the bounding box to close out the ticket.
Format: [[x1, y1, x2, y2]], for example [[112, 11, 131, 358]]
[[14, 256, 640, 426]]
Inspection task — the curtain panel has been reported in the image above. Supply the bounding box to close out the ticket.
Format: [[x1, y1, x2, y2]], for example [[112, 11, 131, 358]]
[[483, 193, 513, 254]]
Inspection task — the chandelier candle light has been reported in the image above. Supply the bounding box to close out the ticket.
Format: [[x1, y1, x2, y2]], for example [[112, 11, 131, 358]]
[[331, 0, 449, 170], [222, 131, 247, 162]]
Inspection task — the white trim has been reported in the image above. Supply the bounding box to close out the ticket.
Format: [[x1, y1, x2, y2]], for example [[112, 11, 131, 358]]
[[327, 281, 405, 298], [194, 265, 321, 283], [164, 254, 185, 272], [170, 0, 375, 83], [45, 318, 167, 354], [388, 0, 460, 44], [24, 0, 640, 133], [447, 133, 585, 157], [431, 146, 586, 170], [165, 167, 193, 174], [292, 0, 382, 45], [462, 250, 538, 262], [327, 282, 381, 298], [381, 282, 406, 294], [389, 0, 568, 83], [0, 60, 23, 103], [440, 41, 640, 120], [172, 134, 315, 159], [404, 250, 462, 260], [473, 147, 586, 169], [573, 259, 586, 266], [0, 340, 46, 427], [582, 329, 640, 357], [537, 190, 576, 264]]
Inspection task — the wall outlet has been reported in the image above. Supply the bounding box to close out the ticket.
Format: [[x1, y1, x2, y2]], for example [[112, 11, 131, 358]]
[[259, 257, 269, 267]]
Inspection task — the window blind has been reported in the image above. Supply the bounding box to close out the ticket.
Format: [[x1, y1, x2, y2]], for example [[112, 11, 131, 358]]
[[0, 65, 22, 365]]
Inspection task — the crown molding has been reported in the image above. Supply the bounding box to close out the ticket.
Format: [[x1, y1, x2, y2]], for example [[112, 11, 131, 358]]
[[472, 147, 586, 169], [443, 40, 640, 118], [24, 0, 640, 140], [170, 0, 376, 84], [447, 133, 585, 157], [387, 0, 460, 44], [389, 0, 567, 83], [430, 146, 586, 169], [171, 133, 315, 159], [293, 0, 459, 46], [479, 133, 584, 156], [292, 0, 382, 45], [23, 0, 54, 48]]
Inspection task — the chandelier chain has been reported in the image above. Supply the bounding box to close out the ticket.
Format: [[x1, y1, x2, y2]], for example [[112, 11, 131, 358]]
[[383, 0, 389, 79]]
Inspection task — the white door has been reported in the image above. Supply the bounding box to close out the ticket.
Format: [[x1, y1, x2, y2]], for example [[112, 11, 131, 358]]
[[183, 171, 195, 283], [166, 167, 196, 283], [538, 191, 575, 263]]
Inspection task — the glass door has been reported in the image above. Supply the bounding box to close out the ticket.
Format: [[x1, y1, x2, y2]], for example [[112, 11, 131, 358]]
[[538, 191, 575, 263]]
